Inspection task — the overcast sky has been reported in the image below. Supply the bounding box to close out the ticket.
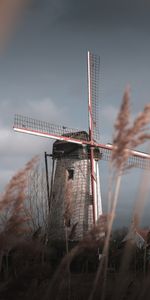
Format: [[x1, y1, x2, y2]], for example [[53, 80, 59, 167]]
[[1, 0, 150, 227]]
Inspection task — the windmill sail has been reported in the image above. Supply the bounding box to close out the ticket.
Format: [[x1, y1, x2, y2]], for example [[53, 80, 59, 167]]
[[88, 51, 100, 142], [88, 51, 101, 224], [99, 147, 150, 170], [14, 114, 150, 170], [13, 114, 88, 144]]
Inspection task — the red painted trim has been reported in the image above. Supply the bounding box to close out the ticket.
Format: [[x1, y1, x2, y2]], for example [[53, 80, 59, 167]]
[[90, 148, 96, 224], [88, 51, 97, 224], [13, 126, 150, 160]]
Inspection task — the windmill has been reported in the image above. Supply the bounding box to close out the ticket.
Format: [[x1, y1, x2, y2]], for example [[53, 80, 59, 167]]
[[13, 51, 150, 241]]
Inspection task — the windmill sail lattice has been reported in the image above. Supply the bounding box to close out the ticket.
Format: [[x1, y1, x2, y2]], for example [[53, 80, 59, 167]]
[[14, 114, 88, 142], [14, 114, 150, 169], [88, 52, 100, 141], [13, 51, 150, 241]]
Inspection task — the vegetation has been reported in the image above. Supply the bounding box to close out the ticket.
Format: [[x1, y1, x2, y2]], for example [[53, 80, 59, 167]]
[[1, 88, 150, 299]]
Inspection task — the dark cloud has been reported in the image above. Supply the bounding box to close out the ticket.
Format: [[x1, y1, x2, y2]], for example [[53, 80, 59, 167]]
[[22, 0, 150, 34], [32, 0, 150, 30]]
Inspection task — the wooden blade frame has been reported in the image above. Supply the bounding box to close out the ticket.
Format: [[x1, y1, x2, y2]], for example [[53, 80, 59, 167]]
[[88, 51, 99, 224]]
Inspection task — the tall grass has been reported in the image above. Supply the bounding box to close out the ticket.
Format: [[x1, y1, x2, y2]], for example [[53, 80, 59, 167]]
[[0, 156, 38, 235], [1, 89, 150, 299], [88, 87, 150, 299]]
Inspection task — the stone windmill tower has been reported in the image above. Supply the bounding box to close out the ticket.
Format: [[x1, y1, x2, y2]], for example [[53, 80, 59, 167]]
[[13, 51, 150, 241], [49, 131, 102, 241]]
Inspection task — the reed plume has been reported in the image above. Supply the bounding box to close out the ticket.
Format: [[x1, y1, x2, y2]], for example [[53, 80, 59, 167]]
[[109, 86, 150, 228], [108, 87, 150, 253], [89, 87, 150, 300], [112, 87, 150, 170], [0, 156, 39, 235]]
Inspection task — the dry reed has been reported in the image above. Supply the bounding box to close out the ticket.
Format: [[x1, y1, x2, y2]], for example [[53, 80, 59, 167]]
[[0, 156, 38, 236], [89, 87, 150, 300], [1, 92, 150, 299], [108, 86, 150, 241], [112, 87, 150, 170]]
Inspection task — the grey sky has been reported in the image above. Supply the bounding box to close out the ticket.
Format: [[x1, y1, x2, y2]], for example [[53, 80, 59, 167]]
[[1, 0, 150, 226]]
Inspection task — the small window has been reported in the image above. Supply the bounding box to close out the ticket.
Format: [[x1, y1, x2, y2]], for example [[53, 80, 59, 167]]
[[67, 168, 74, 180]]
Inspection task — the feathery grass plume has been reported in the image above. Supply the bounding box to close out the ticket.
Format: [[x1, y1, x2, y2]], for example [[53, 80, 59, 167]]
[[108, 89, 150, 298], [110, 87, 150, 227], [111, 86, 131, 170], [110, 87, 150, 236], [0, 156, 39, 235], [105, 90, 150, 300], [90, 88, 150, 300], [112, 87, 150, 171]]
